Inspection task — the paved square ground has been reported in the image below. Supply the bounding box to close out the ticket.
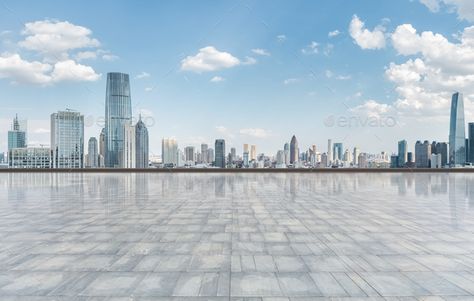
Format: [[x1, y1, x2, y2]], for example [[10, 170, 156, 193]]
[[0, 172, 473, 300]]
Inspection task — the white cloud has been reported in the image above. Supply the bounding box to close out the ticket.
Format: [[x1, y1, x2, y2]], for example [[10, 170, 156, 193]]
[[277, 34, 287, 43], [283, 78, 299, 85], [301, 41, 319, 54], [349, 15, 386, 50], [135, 71, 150, 79], [51, 60, 101, 82], [215, 126, 235, 138], [75, 51, 97, 61], [102, 53, 119, 61], [0, 54, 52, 84], [242, 56, 257, 65], [210, 76, 225, 82], [239, 128, 271, 138], [336, 75, 351, 80], [325, 70, 351, 80], [419, 0, 474, 21], [350, 100, 393, 119], [19, 20, 100, 60], [181, 46, 240, 72], [328, 30, 341, 37], [251, 48, 270, 56]]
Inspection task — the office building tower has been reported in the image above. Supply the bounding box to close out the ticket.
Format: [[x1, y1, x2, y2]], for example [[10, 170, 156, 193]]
[[469, 123, 474, 164], [243, 144, 249, 154], [135, 117, 149, 168], [415, 140, 431, 168], [243, 152, 249, 167], [333, 143, 343, 161], [398, 140, 407, 167], [358, 153, 368, 168], [276, 150, 285, 168], [105, 72, 132, 167], [435, 142, 448, 167], [121, 123, 136, 168], [230, 147, 236, 163], [207, 148, 214, 164], [353, 147, 360, 166], [449, 92, 466, 166], [283, 143, 290, 166], [250, 145, 257, 161], [8, 147, 52, 169], [321, 153, 328, 168], [290, 135, 298, 164], [215, 139, 225, 168], [343, 149, 351, 162], [390, 155, 399, 168], [162, 138, 178, 167], [99, 128, 106, 157], [8, 114, 27, 151], [87, 137, 99, 168], [51, 110, 84, 169], [185, 146, 195, 164], [201, 144, 208, 163], [431, 153, 442, 168], [177, 149, 185, 167]]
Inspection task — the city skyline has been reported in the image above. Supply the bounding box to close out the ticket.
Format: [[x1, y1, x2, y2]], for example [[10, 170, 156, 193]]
[[1, 1, 474, 155]]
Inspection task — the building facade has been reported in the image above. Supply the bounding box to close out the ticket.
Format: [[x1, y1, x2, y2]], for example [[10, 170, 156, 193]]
[[51, 110, 84, 169], [8, 115, 27, 151], [162, 138, 178, 167], [135, 117, 149, 168], [449, 92, 466, 167], [87, 137, 99, 168], [121, 123, 136, 168], [8, 147, 52, 168], [398, 140, 407, 167], [415, 140, 431, 168], [290, 135, 298, 164], [105, 72, 132, 168], [215, 139, 226, 168]]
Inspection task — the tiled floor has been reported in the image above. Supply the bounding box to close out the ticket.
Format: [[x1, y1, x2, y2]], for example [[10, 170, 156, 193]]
[[0, 172, 473, 300]]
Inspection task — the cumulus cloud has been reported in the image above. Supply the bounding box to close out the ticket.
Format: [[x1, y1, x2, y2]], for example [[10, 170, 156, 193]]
[[181, 46, 240, 72], [251, 48, 270, 56], [419, 0, 474, 21], [210, 76, 225, 82], [0, 19, 109, 85], [350, 100, 394, 119], [349, 15, 386, 50], [239, 128, 271, 138]]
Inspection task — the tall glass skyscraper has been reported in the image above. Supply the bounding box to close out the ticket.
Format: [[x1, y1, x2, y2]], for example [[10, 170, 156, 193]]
[[105, 72, 132, 167], [449, 92, 466, 167], [51, 110, 84, 169], [398, 140, 407, 167], [290, 135, 298, 164], [135, 117, 149, 168], [87, 137, 98, 168], [8, 115, 27, 150], [468, 122, 474, 164], [333, 142, 343, 161], [215, 139, 226, 168]]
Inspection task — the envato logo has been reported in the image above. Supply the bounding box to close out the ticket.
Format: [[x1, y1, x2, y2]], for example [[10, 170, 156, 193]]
[[323, 114, 397, 128], [84, 115, 156, 128]]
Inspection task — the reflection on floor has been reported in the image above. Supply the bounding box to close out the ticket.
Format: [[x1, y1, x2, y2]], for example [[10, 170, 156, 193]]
[[0, 172, 473, 300]]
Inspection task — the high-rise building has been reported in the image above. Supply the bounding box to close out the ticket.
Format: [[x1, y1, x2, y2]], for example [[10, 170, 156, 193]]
[[135, 117, 149, 168], [435, 142, 448, 167], [290, 135, 298, 164], [415, 140, 431, 168], [398, 140, 407, 167], [99, 128, 106, 159], [201, 144, 208, 163], [105, 72, 132, 167], [276, 150, 285, 168], [184, 146, 195, 164], [321, 153, 328, 167], [121, 123, 136, 168], [327, 139, 333, 166], [431, 153, 442, 168], [51, 110, 84, 169], [358, 153, 368, 168], [87, 137, 99, 168], [230, 147, 236, 163], [215, 139, 225, 168], [468, 123, 474, 164], [333, 143, 343, 161], [353, 147, 360, 166], [207, 148, 214, 164], [162, 138, 178, 167], [449, 92, 466, 167], [250, 145, 257, 161], [283, 143, 290, 166], [8, 114, 27, 151]]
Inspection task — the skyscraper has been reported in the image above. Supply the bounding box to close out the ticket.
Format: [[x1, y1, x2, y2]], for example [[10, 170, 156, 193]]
[[468, 123, 474, 164], [250, 145, 257, 161], [162, 138, 178, 167], [87, 137, 99, 168], [283, 143, 290, 166], [184, 146, 195, 164], [121, 123, 136, 168], [51, 110, 84, 169], [327, 139, 332, 166], [436, 142, 448, 167], [353, 147, 360, 166], [215, 139, 225, 168], [333, 143, 343, 161], [230, 147, 236, 163], [8, 115, 27, 150], [415, 140, 431, 168], [290, 135, 298, 164], [449, 92, 466, 167], [398, 140, 407, 167], [201, 143, 208, 163], [135, 117, 149, 168], [105, 72, 132, 168], [99, 128, 106, 159]]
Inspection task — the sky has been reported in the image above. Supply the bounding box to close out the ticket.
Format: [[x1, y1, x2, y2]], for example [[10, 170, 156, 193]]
[[1, 0, 474, 157]]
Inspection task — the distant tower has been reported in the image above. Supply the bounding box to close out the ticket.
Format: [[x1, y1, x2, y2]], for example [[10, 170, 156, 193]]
[[201, 143, 208, 163], [121, 123, 136, 168], [449, 92, 466, 166], [250, 145, 257, 161], [290, 135, 298, 164], [87, 137, 99, 168], [8, 114, 27, 151], [283, 143, 290, 166], [215, 139, 226, 168], [162, 138, 178, 166], [327, 139, 333, 166], [135, 116, 149, 168], [398, 140, 407, 167], [51, 110, 84, 168], [105, 72, 132, 167], [353, 147, 360, 166]]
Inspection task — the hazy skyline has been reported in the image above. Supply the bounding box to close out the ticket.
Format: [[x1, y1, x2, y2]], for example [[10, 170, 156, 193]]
[[1, 0, 474, 156]]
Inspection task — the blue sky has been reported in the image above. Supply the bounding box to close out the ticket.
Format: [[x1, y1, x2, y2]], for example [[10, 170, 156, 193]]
[[1, 0, 474, 156]]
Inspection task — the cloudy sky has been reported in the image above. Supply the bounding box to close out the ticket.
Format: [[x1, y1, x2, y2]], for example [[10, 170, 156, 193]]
[[1, 0, 474, 156]]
